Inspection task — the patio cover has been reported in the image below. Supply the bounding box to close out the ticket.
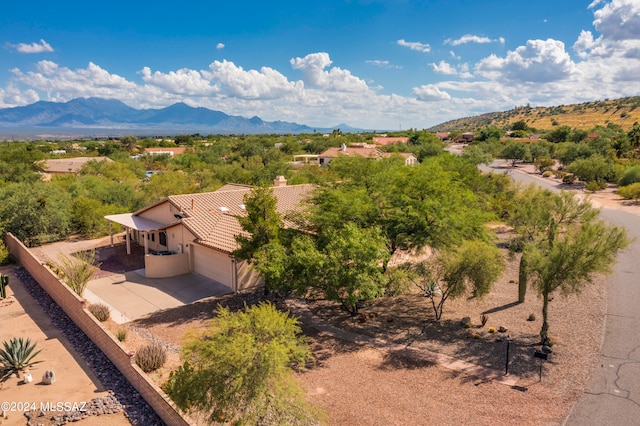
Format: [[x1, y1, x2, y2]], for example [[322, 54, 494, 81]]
[[104, 213, 166, 231], [104, 213, 169, 254]]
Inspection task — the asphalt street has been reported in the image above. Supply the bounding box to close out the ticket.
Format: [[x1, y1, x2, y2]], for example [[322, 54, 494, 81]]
[[484, 162, 640, 425]]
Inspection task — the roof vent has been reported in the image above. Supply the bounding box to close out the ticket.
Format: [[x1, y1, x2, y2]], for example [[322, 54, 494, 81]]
[[274, 175, 287, 187], [218, 206, 229, 212]]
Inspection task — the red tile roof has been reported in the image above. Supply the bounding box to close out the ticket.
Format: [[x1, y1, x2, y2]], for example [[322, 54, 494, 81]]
[[372, 137, 409, 146], [139, 184, 315, 254]]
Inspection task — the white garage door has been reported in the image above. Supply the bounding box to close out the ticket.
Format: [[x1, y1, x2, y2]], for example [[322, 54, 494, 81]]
[[192, 245, 234, 289]]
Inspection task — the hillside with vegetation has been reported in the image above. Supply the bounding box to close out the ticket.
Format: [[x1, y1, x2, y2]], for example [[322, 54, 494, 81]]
[[430, 96, 640, 132]]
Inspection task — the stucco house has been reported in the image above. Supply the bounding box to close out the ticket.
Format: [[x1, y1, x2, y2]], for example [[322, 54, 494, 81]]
[[105, 177, 313, 293], [318, 144, 417, 167], [38, 156, 113, 175]]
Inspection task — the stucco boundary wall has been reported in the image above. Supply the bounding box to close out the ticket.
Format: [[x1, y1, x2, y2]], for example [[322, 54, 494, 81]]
[[5, 233, 190, 426]]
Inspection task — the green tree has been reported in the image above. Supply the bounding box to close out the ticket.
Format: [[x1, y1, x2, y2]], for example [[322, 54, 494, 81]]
[[461, 144, 493, 166], [0, 181, 72, 246], [163, 303, 319, 425], [235, 187, 282, 262], [305, 223, 389, 315], [500, 142, 529, 167], [566, 155, 613, 186], [411, 240, 504, 320], [522, 191, 629, 339]]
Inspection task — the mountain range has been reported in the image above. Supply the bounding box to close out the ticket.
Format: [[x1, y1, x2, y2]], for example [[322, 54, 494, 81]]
[[0, 98, 361, 137]]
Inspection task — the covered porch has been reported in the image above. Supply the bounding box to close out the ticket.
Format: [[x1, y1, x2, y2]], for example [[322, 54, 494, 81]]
[[104, 213, 190, 278]]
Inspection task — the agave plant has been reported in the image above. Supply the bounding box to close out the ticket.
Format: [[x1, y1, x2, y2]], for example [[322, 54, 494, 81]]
[[0, 337, 43, 380]]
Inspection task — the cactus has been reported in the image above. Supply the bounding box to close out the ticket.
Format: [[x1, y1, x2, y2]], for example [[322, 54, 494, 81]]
[[0, 274, 8, 299]]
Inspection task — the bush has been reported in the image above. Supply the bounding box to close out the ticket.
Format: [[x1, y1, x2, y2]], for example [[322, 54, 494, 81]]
[[116, 328, 127, 342], [534, 156, 555, 173], [488, 327, 496, 333], [135, 342, 166, 373], [618, 165, 640, 187], [586, 181, 606, 192], [542, 171, 553, 178], [88, 303, 110, 322], [618, 182, 640, 202], [527, 313, 536, 321], [562, 174, 577, 184]]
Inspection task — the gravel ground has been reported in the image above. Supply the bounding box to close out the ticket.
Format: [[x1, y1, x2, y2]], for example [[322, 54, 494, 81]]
[[14, 267, 163, 426]]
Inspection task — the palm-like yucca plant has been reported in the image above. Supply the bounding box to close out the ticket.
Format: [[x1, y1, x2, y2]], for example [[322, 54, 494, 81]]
[[0, 337, 43, 380]]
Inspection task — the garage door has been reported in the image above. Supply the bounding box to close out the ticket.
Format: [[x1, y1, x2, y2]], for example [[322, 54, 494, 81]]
[[192, 245, 234, 289]]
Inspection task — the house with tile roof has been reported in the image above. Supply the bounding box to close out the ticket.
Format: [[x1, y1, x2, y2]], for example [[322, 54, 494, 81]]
[[38, 156, 113, 175], [144, 147, 187, 156], [318, 144, 418, 167], [105, 177, 313, 292], [372, 136, 409, 146]]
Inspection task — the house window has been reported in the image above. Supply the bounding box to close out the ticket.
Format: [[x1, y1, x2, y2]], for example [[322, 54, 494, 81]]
[[159, 231, 167, 247]]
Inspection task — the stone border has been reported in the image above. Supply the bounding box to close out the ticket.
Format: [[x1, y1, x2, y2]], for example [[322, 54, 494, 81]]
[[5, 233, 189, 426]]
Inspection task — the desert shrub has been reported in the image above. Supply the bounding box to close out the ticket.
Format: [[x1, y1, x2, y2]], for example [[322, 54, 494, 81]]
[[562, 174, 577, 184], [527, 313, 536, 321], [619, 165, 640, 187], [542, 171, 553, 178], [480, 313, 489, 327], [135, 342, 166, 373], [618, 182, 640, 202], [463, 322, 472, 328], [488, 327, 496, 333], [586, 181, 606, 192], [534, 156, 555, 173], [88, 303, 110, 322], [116, 328, 128, 342]]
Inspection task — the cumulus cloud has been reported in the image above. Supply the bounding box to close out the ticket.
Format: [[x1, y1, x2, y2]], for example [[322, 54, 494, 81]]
[[205, 60, 298, 99], [12, 39, 54, 53], [444, 34, 504, 46], [432, 60, 457, 75], [290, 52, 369, 92], [141, 67, 219, 96], [413, 84, 451, 101], [216, 43, 225, 49], [397, 39, 431, 53], [591, 0, 640, 41], [573, 30, 597, 58], [475, 39, 575, 83]]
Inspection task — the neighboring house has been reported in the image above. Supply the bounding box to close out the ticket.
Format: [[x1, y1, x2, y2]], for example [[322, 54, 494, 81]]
[[144, 147, 187, 156], [435, 132, 450, 141], [38, 156, 113, 176], [105, 177, 314, 293], [318, 144, 418, 167], [456, 132, 475, 143], [372, 136, 409, 146], [318, 144, 383, 167]]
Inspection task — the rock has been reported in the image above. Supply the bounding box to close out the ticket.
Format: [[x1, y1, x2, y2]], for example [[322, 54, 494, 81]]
[[498, 326, 507, 333], [23, 370, 32, 383], [24, 411, 32, 420], [461, 317, 471, 326]]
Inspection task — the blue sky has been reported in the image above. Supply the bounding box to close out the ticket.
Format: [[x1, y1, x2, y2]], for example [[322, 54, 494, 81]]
[[1, 0, 639, 129]]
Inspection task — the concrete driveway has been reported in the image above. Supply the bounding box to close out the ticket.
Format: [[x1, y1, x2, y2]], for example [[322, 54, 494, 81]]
[[85, 269, 233, 324]]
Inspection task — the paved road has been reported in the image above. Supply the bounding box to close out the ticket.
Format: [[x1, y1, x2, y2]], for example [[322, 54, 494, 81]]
[[484, 162, 640, 425]]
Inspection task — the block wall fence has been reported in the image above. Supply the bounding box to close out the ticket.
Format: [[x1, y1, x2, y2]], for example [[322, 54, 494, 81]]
[[4, 233, 190, 426]]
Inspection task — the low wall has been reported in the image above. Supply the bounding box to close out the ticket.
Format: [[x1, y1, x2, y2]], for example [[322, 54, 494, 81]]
[[145, 253, 190, 278], [5, 233, 190, 426]]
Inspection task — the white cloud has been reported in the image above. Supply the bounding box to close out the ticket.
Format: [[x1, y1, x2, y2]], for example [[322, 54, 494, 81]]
[[573, 30, 596, 58], [445, 34, 504, 46], [365, 59, 402, 69], [591, 0, 640, 41], [216, 43, 225, 49], [397, 39, 431, 53], [205, 60, 299, 99], [432, 60, 457, 75], [475, 39, 576, 83], [412, 84, 451, 101], [12, 39, 54, 54], [141, 67, 219, 96], [290, 52, 369, 92]]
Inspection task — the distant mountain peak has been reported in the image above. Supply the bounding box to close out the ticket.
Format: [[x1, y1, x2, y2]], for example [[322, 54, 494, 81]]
[[0, 97, 366, 135]]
